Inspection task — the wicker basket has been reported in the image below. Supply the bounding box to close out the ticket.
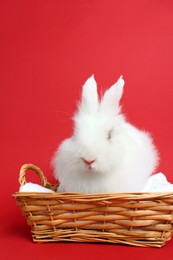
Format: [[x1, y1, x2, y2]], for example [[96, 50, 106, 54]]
[[13, 164, 173, 247]]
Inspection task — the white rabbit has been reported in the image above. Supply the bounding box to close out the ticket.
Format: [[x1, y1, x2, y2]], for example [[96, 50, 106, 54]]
[[52, 75, 159, 193]]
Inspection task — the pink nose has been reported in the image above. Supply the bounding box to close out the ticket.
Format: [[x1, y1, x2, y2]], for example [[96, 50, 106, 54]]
[[81, 158, 95, 165]]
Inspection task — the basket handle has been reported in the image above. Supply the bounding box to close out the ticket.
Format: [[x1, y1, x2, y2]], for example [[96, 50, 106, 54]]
[[19, 163, 56, 190]]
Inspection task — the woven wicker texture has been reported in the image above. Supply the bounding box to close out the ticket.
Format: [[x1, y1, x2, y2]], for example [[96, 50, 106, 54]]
[[13, 164, 173, 247]]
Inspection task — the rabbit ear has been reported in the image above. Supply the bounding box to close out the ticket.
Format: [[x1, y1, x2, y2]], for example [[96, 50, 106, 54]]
[[100, 76, 125, 115], [78, 75, 99, 114]]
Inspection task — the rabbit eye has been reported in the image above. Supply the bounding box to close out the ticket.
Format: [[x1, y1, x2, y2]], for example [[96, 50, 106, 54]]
[[107, 129, 113, 141]]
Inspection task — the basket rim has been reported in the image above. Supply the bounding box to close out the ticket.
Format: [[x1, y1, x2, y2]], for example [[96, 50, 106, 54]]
[[12, 191, 173, 200]]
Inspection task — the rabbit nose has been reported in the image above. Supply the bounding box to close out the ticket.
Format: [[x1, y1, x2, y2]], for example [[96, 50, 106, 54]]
[[81, 158, 95, 165]]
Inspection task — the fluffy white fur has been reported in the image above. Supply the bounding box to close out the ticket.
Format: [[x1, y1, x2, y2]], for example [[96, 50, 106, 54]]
[[52, 75, 159, 193]]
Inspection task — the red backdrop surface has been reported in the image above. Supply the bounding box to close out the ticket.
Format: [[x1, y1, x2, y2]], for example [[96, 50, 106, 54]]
[[1, 0, 173, 259]]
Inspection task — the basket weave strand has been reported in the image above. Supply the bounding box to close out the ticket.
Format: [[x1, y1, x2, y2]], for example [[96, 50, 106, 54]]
[[13, 164, 173, 247]]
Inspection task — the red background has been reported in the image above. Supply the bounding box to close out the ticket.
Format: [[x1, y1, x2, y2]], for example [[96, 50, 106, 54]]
[[1, 0, 173, 259]]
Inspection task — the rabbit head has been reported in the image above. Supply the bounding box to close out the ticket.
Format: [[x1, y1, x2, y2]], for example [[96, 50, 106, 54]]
[[72, 75, 125, 173]]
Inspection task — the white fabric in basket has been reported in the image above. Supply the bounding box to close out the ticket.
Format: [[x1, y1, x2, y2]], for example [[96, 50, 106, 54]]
[[19, 182, 54, 193], [142, 172, 173, 192]]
